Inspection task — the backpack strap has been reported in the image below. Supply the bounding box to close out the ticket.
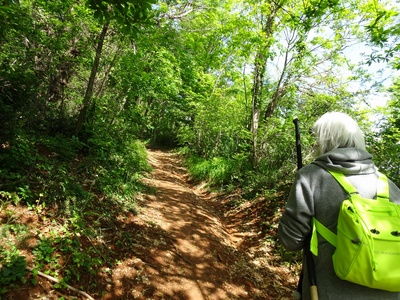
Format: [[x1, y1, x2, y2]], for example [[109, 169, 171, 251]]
[[310, 217, 337, 256], [329, 170, 390, 202], [376, 171, 390, 201], [328, 170, 358, 194]]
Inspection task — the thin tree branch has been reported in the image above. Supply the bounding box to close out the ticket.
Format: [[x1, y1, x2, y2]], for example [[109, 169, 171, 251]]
[[26, 266, 95, 300]]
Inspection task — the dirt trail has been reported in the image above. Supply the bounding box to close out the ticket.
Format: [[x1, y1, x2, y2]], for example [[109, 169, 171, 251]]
[[104, 148, 295, 300], [4, 148, 296, 299]]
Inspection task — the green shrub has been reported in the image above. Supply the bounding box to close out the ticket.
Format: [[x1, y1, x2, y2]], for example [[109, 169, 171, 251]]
[[0, 246, 27, 295]]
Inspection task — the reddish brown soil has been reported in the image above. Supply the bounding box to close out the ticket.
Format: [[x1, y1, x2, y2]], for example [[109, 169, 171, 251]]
[[3, 149, 298, 299]]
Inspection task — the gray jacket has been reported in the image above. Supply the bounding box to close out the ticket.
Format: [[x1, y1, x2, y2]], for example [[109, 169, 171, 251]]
[[278, 147, 400, 300]]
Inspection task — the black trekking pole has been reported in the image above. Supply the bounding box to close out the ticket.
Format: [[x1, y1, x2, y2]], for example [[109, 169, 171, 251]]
[[293, 118, 318, 300]]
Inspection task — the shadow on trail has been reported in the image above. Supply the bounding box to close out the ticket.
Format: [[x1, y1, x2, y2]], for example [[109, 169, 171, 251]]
[[98, 149, 252, 300], [54, 149, 292, 300], [3, 149, 294, 300]]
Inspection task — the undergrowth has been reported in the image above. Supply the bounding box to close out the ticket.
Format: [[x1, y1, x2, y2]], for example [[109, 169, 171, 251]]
[[0, 129, 151, 295], [182, 149, 251, 190]]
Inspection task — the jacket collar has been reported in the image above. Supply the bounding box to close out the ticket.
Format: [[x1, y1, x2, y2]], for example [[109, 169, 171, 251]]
[[312, 147, 376, 175]]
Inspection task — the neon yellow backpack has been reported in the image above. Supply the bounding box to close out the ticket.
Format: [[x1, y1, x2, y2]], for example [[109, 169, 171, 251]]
[[310, 170, 400, 292]]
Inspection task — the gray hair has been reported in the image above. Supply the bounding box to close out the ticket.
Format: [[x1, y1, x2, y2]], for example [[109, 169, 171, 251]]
[[313, 112, 366, 156]]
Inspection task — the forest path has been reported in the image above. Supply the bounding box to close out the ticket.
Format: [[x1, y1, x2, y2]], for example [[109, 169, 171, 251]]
[[104, 148, 295, 300]]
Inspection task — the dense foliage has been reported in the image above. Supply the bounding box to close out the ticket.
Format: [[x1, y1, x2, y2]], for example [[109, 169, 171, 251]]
[[0, 0, 399, 295]]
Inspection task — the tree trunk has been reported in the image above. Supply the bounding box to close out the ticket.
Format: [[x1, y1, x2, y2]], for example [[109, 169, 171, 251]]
[[95, 46, 121, 98], [76, 22, 109, 135], [264, 86, 285, 119], [250, 52, 266, 162], [249, 8, 278, 162], [250, 52, 266, 136]]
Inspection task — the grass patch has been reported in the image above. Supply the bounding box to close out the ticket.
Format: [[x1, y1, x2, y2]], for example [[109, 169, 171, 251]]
[[186, 156, 236, 187]]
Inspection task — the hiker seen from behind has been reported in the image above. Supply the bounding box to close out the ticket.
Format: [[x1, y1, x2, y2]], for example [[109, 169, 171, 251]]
[[279, 112, 400, 300]]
